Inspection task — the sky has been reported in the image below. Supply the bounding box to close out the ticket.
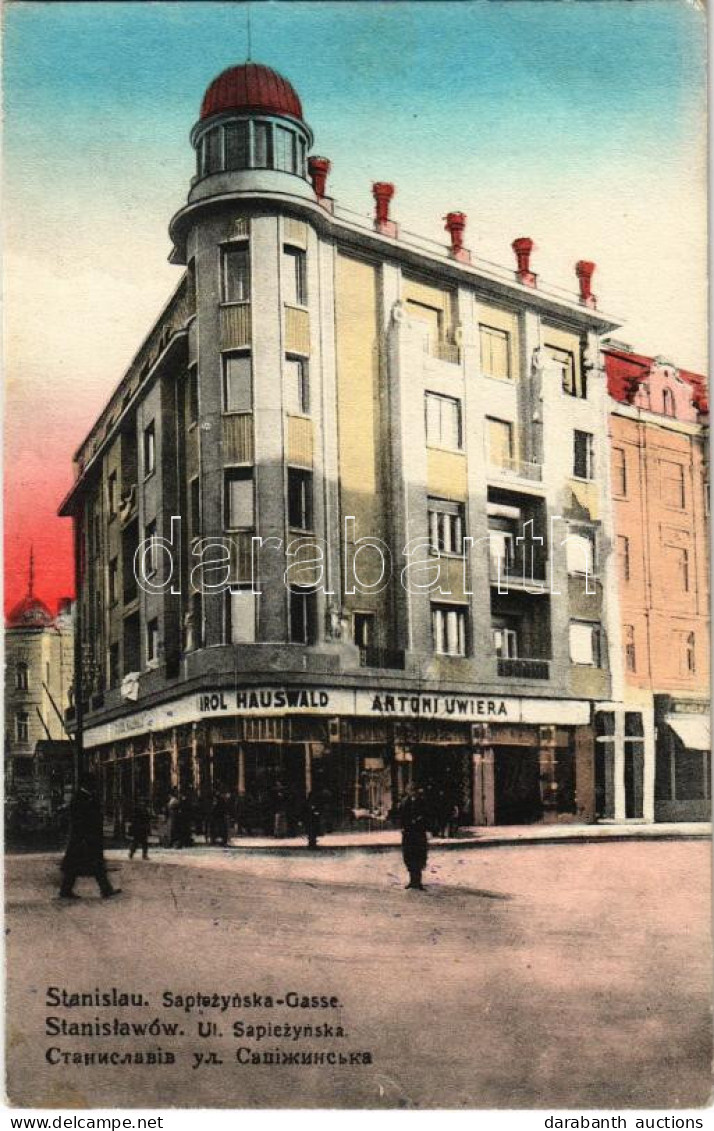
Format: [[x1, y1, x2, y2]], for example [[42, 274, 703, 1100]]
[[3, 0, 708, 614]]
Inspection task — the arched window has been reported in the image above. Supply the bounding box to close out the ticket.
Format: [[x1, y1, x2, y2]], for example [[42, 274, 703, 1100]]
[[15, 712, 29, 743], [15, 662, 29, 691], [662, 387, 676, 417]]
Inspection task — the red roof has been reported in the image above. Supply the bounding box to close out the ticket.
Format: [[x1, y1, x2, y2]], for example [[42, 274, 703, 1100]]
[[201, 63, 303, 122], [604, 347, 708, 415], [6, 594, 54, 630]]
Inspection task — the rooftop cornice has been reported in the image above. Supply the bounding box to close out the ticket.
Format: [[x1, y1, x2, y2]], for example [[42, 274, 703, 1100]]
[[168, 189, 622, 334]]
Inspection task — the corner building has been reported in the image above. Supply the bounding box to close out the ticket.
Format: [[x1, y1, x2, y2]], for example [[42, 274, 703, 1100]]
[[61, 63, 631, 833]]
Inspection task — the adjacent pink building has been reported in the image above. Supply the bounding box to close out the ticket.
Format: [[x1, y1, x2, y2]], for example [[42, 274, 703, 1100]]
[[605, 343, 709, 821]]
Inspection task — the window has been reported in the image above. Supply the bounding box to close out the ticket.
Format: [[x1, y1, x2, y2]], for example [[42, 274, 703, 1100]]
[[283, 247, 307, 306], [225, 588, 256, 644], [425, 393, 462, 450], [405, 299, 446, 356], [492, 621, 518, 659], [222, 246, 250, 304], [566, 529, 595, 576], [108, 471, 118, 519], [225, 470, 254, 530], [667, 544, 690, 592], [569, 621, 602, 666], [16, 712, 29, 744], [624, 625, 636, 672], [290, 586, 316, 644], [432, 604, 468, 656], [428, 499, 465, 555], [146, 618, 159, 665], [109, 558, 119, 606], [15, 662, 29, 691], [662, 387, 675, 417], [489, 526, 515, 576], [223, 353, 252, 413], [573, 430, 595, 480], [188, 366, 199, 425], [487, 417, 514, 469], [617, 535, 631, 581], [145, 520, 158, 578], [143, 422, 156, 477], [288, 468, 313, 530], [661, 460, 686, 509], [185, 592, 203, 653], [480, 325, 511, 380], [202, 127, 221, 175], [275, 125, 297, 173], [109, 643, 120, 688], [190, 477, 201, 539], [612, 447, 627, 497], [254, 122, 273, 169], [682, 631, 696, 675], [285, 357, 309, 415], [547, 345, 583, 398], [224, 121, 248, 170], [353, 613, 375, 651]]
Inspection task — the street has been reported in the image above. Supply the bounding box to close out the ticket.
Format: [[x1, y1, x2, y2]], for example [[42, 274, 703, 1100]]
[[5, 840, 711, 1109]]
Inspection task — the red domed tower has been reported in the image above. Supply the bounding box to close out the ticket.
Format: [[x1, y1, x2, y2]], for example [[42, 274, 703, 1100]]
[[181, 61, 316, 215]]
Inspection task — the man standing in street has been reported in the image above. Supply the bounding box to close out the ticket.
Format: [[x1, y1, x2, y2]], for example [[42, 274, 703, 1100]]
[[399, 785, 429, 891], [59, 775, 121, 900]]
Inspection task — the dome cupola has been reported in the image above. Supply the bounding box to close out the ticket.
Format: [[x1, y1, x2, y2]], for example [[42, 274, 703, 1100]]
[[189, 62, 314, 202]]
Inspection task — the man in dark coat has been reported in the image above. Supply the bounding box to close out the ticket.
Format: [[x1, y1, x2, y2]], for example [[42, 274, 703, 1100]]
[[59, 776, 121, 899], [302, 790, 322, 849], [128, 799, 151, 860], [399, 786, 429, 891]]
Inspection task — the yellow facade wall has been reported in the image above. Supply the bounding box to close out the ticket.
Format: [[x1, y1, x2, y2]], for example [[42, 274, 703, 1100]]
[[427, 450, 468, 501], [335, 254, 386, 600]]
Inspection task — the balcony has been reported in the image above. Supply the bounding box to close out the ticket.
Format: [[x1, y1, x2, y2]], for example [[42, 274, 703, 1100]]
[[359, 647, 406, 670], [424, 337, 461, 365], [497, 657, 550, 680], [489, 557, 548, 591], [488, 456, 542, 484]]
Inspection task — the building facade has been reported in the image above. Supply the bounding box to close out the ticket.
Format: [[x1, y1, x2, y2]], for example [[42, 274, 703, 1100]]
[[605, 344, 710, 822], [60, 62, 637, 834], [5, 558, 74, 812]]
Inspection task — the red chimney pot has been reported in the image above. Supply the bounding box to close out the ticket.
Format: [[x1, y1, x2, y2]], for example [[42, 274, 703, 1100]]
[[444, 212, 470, 262], [576, 260, 597, 308], [512, 237, 536, 287], [372, 182, 395, 230], [308, 156, 331, 201]]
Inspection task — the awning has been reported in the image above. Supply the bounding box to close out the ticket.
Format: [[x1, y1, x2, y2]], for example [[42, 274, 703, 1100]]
[[665, 714, 711, 751]]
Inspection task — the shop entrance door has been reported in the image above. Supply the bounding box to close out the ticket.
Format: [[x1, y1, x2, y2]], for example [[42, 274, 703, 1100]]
[[494, 746, 543, 824]]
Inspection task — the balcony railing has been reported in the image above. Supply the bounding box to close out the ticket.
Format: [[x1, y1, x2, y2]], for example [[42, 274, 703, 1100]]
[[424, 337, 461, 365], [359, 647, 406, 670], [488, 456, 543, 483], [489, 558, 548, 588], [497, 657, 550, 680]]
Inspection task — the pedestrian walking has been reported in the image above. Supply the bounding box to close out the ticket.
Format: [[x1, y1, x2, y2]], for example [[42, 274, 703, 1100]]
[[58, 775, 121, 900], [302, 790, 322, 849], [399, 785, 429, 891], [128, 798, 151, 860]]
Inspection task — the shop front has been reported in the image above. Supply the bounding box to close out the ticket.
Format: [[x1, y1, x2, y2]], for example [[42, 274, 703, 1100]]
[[654, 696, 711, 822], [85, 686, 598, 835]]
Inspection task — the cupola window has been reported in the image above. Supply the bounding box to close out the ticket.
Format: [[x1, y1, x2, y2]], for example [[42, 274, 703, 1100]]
[[225, 122, 248, 170], [253, 122, 273, 169]]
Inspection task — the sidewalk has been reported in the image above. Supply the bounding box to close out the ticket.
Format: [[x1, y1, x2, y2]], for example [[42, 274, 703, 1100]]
[[220, 820, 711, 853]]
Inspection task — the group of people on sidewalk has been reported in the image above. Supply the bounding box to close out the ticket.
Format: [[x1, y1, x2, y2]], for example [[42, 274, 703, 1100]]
[[57, 776, 438, 899]]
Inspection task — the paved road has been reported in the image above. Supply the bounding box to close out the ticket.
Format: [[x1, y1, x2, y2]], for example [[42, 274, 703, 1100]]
[[6, 841, 711, 1109]]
